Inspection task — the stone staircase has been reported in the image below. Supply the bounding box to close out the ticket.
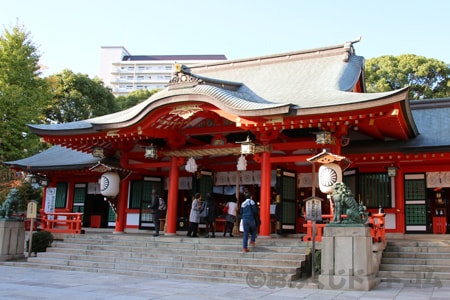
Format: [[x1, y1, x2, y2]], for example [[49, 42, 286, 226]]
[[9, 232, 312, 286], [377, 238, 450, 287]]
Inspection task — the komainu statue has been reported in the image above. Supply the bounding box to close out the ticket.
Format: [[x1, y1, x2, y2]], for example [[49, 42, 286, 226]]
[[331, 182, 368, 225]]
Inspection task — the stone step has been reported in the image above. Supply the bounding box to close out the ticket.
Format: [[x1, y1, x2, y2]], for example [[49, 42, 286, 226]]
[[378, 270, 450, 283], [44, 243, 306, 261], [379, 263, 450, 274], [62, 235, 308, 248], [57, 235, 308, 248], [381, 257, 450, 266], [52, 240, 307, 255], [35, 250, 304, 268], [377, 239, 450, 287], [18, 233, 310, 286], [30, 251, 304, 273], [385, 246, 450, 253], [382, 252, 450, 259]]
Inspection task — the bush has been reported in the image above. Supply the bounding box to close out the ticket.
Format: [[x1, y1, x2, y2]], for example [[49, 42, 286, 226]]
[[314, 249, 321, 274], [29, 231, 54, 254]]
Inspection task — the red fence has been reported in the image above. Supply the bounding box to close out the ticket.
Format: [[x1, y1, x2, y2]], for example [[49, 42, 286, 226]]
[[37, 211, 83, 234]]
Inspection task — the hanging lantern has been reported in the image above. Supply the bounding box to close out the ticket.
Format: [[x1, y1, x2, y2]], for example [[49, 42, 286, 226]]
[[100, 172, 120, 197], [239, 135, 255, 155], [92, 146, 104, 158], [318, 163, 342, 194], [144, 144, 158, 159], [315, 131, 332, 145]]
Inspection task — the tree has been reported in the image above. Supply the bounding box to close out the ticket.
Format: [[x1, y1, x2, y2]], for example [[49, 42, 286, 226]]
[[115, 89, 160, 110], [45, 69, 118, 123], [16, 180, 42, 212], [0, 23, 51, 162], [365, 54, 450, 99]]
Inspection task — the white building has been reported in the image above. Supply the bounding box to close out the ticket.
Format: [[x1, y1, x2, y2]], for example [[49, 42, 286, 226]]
[[99, 46, 227, 97]]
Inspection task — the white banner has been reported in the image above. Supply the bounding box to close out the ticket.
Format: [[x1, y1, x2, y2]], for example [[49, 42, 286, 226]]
[[45, 187, 56, 220]]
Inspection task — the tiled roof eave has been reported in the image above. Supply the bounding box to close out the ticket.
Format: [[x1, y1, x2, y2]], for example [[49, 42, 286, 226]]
[[292, 88, 410, 116]]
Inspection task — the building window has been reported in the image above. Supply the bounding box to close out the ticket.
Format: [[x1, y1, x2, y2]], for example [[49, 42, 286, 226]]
[[73, 184, 86, 213], [358, 173, 391, 208], [129, 180, 143, 209], [55, 182, 68, 209]]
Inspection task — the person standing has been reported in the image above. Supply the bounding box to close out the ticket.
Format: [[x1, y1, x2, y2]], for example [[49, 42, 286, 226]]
[[240, 192, 258, 252], [187, 193, 202, 237], [150, 189, 161, 237], [223, 197, 237, 237], [204, 193, 217, 238]]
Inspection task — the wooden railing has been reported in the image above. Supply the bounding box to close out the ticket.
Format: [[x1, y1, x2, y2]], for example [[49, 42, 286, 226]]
[[38, 210, 83, 234], [303, 213, 385, 243]]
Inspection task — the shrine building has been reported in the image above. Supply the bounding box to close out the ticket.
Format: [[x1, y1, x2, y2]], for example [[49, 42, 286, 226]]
[[6, 39, 450, 236]]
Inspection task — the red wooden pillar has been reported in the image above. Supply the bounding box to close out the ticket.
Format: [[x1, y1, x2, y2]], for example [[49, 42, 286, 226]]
[[259, 150, 271, 237], [114, 176, 129, 233], [395, 168, 405, 233], [166, 156, 180, 235], [66, 180, 75, 212]]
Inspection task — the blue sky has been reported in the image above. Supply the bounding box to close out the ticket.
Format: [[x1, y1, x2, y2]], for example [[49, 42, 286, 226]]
[[2, 0, 449, 78]]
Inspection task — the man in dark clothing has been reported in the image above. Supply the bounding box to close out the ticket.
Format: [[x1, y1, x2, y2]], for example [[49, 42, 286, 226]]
[[204, 193, 217, 238], [240, 192, 258, 252], [150, 189, 161, 237]]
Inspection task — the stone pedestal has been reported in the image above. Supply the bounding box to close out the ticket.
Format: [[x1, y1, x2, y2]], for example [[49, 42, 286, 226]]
[[318, 226, 376, 291], [0, 219, 25, 261]]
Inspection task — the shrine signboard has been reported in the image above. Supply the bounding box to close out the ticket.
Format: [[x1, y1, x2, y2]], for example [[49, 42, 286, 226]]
[[305, 196, 323, 221]]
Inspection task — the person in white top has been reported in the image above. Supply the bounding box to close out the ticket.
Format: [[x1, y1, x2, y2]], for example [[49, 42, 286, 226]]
[[223, 197, 237, 237]]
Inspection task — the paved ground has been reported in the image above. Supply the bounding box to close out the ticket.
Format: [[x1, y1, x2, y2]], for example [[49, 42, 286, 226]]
[[0, 265, 448, 299]]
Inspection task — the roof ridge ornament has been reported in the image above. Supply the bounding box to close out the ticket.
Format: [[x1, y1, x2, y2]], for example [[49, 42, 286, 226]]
[[343, 36, 361, 62], [169, 64, 202, 90]]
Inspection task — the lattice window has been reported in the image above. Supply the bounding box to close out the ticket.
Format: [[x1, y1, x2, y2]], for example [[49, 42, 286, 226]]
[[405, 204, 426, 225], [359, 173, 391, 208], [404, 179, 426, 200], [73, 186, 86, 204]]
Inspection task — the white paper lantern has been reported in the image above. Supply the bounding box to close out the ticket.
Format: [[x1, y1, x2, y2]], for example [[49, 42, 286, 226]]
[[318, 163, 342, 194], [100, 172, 120, 197]]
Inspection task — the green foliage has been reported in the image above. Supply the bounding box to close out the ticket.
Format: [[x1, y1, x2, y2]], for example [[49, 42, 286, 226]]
[[17, 181, 42, 212], [30, 231, 53, 254], [45, 69, 118, 123], [365, 54, 450, 99], [0, 23, 52, 162], [314, 249, 321, 274], [0, 170, 42, 212], [115, 89, 160, 110], [0, 165, 20, 203]]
